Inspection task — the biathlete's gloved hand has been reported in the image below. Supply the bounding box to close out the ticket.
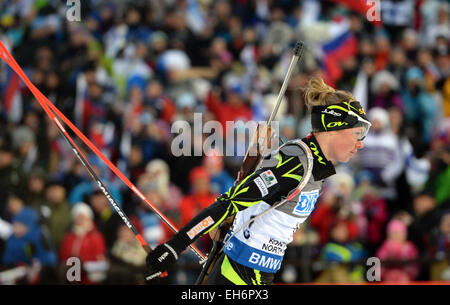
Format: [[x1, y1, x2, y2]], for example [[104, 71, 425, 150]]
[[145, 238, 185, 281]]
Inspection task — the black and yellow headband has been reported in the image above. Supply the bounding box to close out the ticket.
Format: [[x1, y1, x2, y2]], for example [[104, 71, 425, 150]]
[[311, 101, 371, 140]]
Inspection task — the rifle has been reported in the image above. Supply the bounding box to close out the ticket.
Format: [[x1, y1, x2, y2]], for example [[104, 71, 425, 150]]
[[195, 41, 305, 285]]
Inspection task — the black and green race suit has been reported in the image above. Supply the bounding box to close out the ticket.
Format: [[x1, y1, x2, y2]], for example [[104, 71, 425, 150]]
[[174, 133, 336, 284]]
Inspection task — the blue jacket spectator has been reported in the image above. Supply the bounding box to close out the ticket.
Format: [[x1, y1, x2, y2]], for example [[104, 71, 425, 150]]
[[402, 67, 438, 145], [2, 208, 56, 267]]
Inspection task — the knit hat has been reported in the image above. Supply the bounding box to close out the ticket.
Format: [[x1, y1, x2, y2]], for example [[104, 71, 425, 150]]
[[387, 219, 407, 235], [367, 107, 390, 130], [13, 208, 39, 229], [11, 126, 35, 150], [176, 92, 197, 109], [71, 202, 94, 220], [371, 70, 399, 92], [189, 166, 210, 183], [405, 67, 424, 82]]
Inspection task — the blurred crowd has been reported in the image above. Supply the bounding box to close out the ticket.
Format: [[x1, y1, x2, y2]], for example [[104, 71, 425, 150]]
[[0, 0, 449, 284]]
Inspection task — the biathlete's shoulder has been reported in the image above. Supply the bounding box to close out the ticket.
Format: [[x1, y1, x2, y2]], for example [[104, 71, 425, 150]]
[[279, 139, 312, 161], [259, 139, 312, 170]]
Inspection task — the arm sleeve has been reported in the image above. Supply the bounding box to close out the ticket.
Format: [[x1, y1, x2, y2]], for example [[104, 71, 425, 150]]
[[169, 143, 306, 252]]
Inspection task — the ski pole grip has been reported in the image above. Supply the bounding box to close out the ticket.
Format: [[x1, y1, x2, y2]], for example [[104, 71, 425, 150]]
[[293, 41, 305, 57]]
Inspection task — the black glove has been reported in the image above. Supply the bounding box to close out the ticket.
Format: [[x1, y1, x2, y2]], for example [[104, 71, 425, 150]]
[[145, 240, 182, 281]]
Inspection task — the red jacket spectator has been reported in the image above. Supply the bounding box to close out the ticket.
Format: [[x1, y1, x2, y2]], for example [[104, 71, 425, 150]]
[[309, 199, 358, 245], [59, 228, 106, 264], [205, 89, 252, 137], [59, 203, 107, 284], [179, 194, 218, 227], [178, 167, 218, 253], [362, 193, 388, 246], [179, 167, 218, 226]]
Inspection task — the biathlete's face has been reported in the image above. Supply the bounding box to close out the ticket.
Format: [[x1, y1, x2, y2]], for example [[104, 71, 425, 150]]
[[330, 127, 365, 163]]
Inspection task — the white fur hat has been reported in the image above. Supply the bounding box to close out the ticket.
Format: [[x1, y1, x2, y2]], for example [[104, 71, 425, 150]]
[[371, 70, 399, 93], [71, 202, 94, 220], [368, 107, 390, 130]]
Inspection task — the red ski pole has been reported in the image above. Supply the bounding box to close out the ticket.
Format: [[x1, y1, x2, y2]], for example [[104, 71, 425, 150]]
[[0, 41, 206, 263]]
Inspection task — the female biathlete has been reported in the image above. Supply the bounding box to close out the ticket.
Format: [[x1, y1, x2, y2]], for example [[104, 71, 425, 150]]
[[145, 77, 372, 285]]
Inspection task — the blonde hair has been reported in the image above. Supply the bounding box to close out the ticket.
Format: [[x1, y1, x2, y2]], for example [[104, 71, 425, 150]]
[[304, 77, 356, 109]]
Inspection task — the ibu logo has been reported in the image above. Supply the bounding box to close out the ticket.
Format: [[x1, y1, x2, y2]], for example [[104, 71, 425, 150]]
[[293, 190, 319, 216]]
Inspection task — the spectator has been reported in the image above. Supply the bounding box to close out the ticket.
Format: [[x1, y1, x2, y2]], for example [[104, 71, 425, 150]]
[[402, 67, 439, 151], [203, 148, 234, 195], [5, 193, 35, 223], [25, 167, 47, 211], [425, 143, 450, 207], [143, 158, 183, 212], [0, 142, 27, 217], [408, 192, 441, 279], [205, 84, 252, 138], [138, 119, 171, 165], [422, 2, 450, 48], [59, 203, 108, 284], [309, 174, 359, 246], [355, 107, 404, 203], [374, 31, 391, 71], [315, 220, 366, 283], [41, 181, 71, 250], [387, 105, 430, 200], [387, 47, 408, 86], [134, 181, 172, 248], [369, 70, 403, 111], [417, 48, 442, 93], [143, 79, 176, 124], [2, 198, 57, 282], [89, 190, 122, 251], [173, 92, 197, 125], [127, 144, 146, 184], [68, 155, 123, 207], [168, 129, 204, 194], [400, 28, 420, 65], [106, 224, 147, 284], [80, 80, 108, 138], [441, 78, 450, 118], [179, 167, 217, 227], [336, 56, 359, 93], [376, 219, 419, 283], [353, 172, 389, 256], [262, 6, 293, 58], [277, 223, 320, 284], [11, 125, 38, 172], [179, 166, 217, 253], [429, 210, 450, 281]]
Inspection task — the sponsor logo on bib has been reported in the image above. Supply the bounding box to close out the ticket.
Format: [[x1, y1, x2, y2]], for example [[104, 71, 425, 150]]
[[259, 170, 278, 188], [254, 177, 269, 196], [292, 190, 319, 216]]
